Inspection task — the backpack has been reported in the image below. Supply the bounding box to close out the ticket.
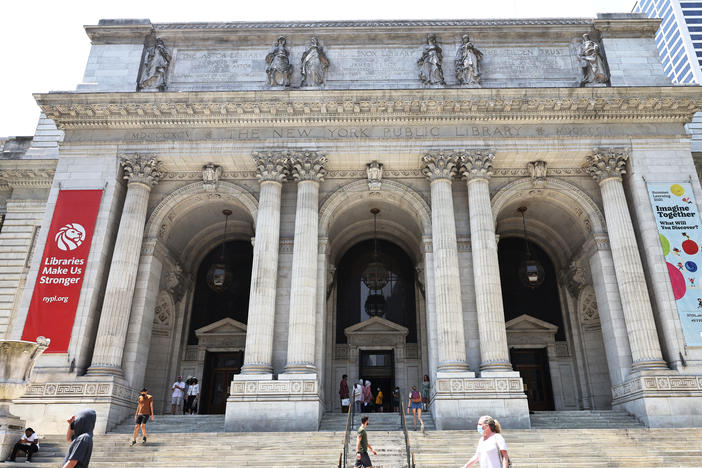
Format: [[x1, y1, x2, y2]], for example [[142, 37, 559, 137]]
[[410, 390, 421, 403]]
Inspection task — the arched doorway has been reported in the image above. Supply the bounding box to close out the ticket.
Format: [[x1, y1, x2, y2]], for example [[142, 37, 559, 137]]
[[499, 237, 562, 411]]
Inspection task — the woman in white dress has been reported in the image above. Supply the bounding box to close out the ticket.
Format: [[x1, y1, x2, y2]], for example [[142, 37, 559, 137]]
[[462, 415, 510, 468]]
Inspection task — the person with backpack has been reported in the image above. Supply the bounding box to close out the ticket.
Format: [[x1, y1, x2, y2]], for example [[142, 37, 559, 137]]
[[407, 385, 424, 431]]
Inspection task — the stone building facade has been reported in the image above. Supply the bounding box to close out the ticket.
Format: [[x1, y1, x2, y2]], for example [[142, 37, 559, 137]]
[[3, 13, 702, 433]]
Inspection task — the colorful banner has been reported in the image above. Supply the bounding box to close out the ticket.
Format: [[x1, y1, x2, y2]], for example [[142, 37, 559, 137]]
[[648, 182, 702, 346], [22, 190, 102, 353]]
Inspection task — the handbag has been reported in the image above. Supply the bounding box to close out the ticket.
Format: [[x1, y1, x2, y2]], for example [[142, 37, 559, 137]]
[[341, 398, 350, 406], [498, 448, 512, 468]]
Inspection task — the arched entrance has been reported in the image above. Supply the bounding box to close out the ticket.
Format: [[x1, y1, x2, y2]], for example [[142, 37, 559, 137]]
[[139, 182, 257, 414], [492, 178, 613, 411], [320, 179, 431, 412]]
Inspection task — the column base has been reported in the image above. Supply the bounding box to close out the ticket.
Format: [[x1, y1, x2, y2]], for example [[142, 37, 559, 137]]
[[612, 372, 702, 427], [86, 364, 124, 377], [432, 373, 530, 430], [226, 376, 321, 432], [10, 375, 137, 435], [239, 363, 273, 375]]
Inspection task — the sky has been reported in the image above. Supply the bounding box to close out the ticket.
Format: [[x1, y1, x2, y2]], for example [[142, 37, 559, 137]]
[[1, 0, 638, 137]]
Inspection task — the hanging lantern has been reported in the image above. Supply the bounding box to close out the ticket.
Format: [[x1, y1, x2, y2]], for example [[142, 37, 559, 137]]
[[517, 206, 545, 289], [360, 208, 389, 291], [207, 209, 233, 292], [364, 293, 386, 317]]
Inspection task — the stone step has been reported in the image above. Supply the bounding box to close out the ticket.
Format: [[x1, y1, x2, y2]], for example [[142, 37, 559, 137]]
[[320, 411, 436, 431], [529, 409, 644, 429]]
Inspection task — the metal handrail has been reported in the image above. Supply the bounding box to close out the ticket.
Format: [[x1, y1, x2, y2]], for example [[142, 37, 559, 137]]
[[399, 389, 415, 468], [338, 387, 356, 468]]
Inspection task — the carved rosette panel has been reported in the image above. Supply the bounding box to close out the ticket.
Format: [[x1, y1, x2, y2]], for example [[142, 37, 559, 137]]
[[252, 151, 290, 183], [153, 291, 174, 335], [290, 151, 327, 182], [578, 285, 600, 325], [366, 160, 383, 191], [584, 147, 629, 184], [460, 150, 495, 181], [421, 151, 459, 181], [120, 154, 162, 186]]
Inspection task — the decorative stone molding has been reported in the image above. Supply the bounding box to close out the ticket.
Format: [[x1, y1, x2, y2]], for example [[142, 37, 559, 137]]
[[152, 291, 174, 336], [120, 153, 162, 186], [612, 375, 702, 404], [166, 263, 187, 303], [22, 381, 139, 405], [290, 151, 327, 182], [0, 169, 55, 188], [527, 160, 547, 187], [366, 161, 383, 192], [578, 285, 600, 326], [491, 168, 587, 177], [252, 151, 290, 183], [584, 147, 630, 184], [421, 151, 458, 181], [434, 377, 525, 397], [460, 150, 495, 181], [555, 341, 570, 358], [456, 237, 472, 252], [35, 88, 702, 129], [202, 163, 222, 191], [229, 379, 318, 401], [562, 261, 589, 298], [279, 237, 294, 254], [161, 170, 257, 181]]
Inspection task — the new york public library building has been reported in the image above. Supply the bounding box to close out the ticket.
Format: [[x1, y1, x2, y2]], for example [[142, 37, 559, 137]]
[[2, 12, 702, 435]]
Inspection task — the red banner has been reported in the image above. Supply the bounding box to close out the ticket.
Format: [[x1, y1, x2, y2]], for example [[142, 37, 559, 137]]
[[22, 190, 102, 353]]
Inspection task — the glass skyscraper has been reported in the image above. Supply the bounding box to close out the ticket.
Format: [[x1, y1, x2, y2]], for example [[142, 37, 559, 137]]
[[634, 0, 702, 84]]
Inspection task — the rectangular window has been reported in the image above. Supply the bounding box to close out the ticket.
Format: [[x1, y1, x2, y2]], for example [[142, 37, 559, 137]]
[[688, 27, 702, 32], [671, 47, 685, 67], [682, 2, 702, 8], [677, 62, 691, 78], [675, 59, 691, 75], [692, 34, 702, 40], [685, 18, 702, 23]]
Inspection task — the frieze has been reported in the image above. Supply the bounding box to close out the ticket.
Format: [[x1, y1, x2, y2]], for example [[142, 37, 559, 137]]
[[161, 171, 258, 181], [612, 374, 702, 403], [36, 88, 702, 129], [435, 377, 524, 396], [0, 169, 55, 188], [21, 381, 139, 404], [229, 378, 318, 401]]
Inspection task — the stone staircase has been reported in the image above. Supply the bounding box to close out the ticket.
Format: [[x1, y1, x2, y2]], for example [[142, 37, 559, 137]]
[[5, 412, 702, 467], [320, 410, 436, 431], [530, 410, 645, 429]]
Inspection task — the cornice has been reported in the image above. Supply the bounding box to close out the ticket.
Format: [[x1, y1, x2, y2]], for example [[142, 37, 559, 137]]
[[34, 87, 702, 130]]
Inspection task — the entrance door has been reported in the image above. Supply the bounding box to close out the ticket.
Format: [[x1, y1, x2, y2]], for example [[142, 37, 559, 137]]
[[359, 350, 394, 412], [510, 348, 554, 411], [202, 351, 243, 414]]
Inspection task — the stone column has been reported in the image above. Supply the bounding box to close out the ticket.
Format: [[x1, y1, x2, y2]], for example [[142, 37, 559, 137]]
[[240, 152, 289, 375], [285, 151, 327, 374], [585, 148, 667, 371], [88, 154, 161, 376], [460, 150, 512, 373], [421, 152, 470, 373]]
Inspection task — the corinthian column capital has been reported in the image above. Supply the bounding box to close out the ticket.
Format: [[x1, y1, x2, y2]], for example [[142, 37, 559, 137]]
[[252, 151, 290, 183], [421, 151, 459, 181], [585, 147, 629, 184], [460, 150, 495, 182], [290, 151, 327, 182], [120, 154, 162, 186]]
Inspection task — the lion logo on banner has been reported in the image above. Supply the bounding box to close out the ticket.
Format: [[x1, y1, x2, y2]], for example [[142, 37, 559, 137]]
[[55, 223, 86, 251]]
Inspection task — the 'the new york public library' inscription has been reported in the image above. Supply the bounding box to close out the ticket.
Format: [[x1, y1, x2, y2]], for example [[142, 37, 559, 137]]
[[70, 123, 682, 144]]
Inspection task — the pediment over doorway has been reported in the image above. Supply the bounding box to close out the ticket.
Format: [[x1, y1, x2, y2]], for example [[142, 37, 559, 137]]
[[506, 314, 558, 333], [344, 316, 409, 336], [195, 317, 247, 337]]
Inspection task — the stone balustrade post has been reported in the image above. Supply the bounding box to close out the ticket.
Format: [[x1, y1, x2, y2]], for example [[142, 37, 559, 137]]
[[460, 150, 513, 373], [88, 154, 161, 376], [285, 151, 327, 374], [421, 151, 470, 373], [240, 152, 289, 375], [585, 148, 667, 371]]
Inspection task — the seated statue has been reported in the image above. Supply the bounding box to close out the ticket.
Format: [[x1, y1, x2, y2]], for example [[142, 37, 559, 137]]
[[266, 36, 293, 87]]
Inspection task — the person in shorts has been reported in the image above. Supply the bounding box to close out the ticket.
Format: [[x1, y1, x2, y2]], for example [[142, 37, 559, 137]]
[[131, 388, 154, 446], [407, 385, 424, 431], [355, 415, 377, 468], [170, 376, 185, 414]]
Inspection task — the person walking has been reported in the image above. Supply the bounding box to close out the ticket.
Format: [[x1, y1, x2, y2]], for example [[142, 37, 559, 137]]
[[62, 409, 96, 468], [462, 415, 510, 468], [375, 387, 383, 412], [363, 380, 372, 412], [353, 379, 364, 414], [131, 388, 154, 446], [7, 427, 39, 462], [392, 386, 400, 412], [421, 374, 431, 411], [170, 376, 185, 415], [186, 378, 199, 415], [407, 385, 424, 431], [339, 374, 350, 413], [355, 415, 377, 468]]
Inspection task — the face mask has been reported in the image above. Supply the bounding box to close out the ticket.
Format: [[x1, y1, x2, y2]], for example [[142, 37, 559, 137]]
[[477, 425, 484, 435]]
